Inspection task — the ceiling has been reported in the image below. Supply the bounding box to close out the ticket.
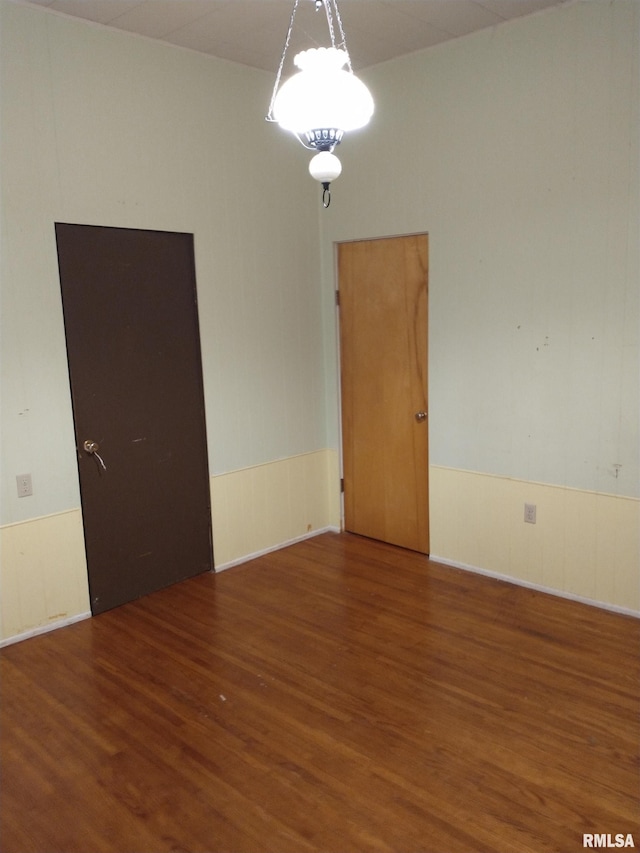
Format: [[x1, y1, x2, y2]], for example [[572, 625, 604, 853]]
[[18, 0, 570, 72]]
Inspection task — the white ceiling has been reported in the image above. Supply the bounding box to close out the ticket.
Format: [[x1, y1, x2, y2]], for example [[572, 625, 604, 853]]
[[17, 0, 570, 72]]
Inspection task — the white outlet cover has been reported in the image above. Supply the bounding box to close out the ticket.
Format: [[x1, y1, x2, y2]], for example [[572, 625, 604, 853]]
[[16, 474, 33, 497]]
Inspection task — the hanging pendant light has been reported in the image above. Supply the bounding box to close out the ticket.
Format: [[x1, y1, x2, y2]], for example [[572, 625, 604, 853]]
[[266, 0, 374, 208]]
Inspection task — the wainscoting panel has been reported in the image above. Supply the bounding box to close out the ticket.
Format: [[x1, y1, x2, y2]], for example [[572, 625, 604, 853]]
[[0, 510, 90, 643], [429, 466, 639, 613], [12, 459, 633, 638], [211, 449, 341, 569], [1, 450, 341, 644]]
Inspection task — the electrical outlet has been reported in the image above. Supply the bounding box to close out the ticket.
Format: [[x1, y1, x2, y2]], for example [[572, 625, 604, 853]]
[[524, 503, 536, 524], [16, 474, 33, 498]]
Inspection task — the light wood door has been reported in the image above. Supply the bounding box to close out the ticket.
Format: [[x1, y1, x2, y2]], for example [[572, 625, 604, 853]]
[[339, 234, 429, 553]]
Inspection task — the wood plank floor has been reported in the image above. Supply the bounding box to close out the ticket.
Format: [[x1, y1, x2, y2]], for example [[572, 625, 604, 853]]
[[1, 532, 638, 853]]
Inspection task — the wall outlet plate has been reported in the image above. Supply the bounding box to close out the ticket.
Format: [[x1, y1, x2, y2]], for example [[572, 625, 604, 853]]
[[16, 474, 33, 498], [524, 503, 536, 524]]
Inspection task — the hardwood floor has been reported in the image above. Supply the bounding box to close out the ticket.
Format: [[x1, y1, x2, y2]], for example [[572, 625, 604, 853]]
[[1, 532, 638, 853]]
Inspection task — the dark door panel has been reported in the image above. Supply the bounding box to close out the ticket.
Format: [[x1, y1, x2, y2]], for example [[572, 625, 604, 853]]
[[56, 224, 213, 615]]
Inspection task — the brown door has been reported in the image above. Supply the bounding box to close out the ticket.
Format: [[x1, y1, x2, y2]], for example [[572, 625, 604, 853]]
[[55, 224, 213, 615], [338, 234, 429, 553]]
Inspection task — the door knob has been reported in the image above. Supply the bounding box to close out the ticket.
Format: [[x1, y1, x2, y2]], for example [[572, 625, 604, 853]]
[[414, 411, 428, 423], [83, 439, 107, 471]]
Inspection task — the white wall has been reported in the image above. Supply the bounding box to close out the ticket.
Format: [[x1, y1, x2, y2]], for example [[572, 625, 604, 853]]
[[321, 0, 639, 610], [0, 1, 337, 641]]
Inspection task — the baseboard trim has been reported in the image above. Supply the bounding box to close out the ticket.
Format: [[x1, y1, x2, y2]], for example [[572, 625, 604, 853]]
[[215, 526, 341, 573], [429, 554, 640, 619], [0, 611, 92, 648]]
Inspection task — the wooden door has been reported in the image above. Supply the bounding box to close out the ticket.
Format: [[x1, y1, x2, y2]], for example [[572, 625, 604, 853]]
[[55, 224, 213, 615], [338, 234, 429, 553]]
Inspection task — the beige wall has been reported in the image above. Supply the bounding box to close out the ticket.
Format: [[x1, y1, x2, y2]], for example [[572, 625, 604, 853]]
[[430, 468, 639, 612], [321, 0, 639, 611], [211, 450, 341, 569]]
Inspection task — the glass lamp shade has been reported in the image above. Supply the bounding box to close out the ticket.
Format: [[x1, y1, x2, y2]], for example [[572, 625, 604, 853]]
[[272, 47, 374, 136]]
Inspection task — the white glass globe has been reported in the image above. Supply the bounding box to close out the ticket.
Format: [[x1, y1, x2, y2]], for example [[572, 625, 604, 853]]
[[309, 151, 342, 184], [273, 47, 374, 135]]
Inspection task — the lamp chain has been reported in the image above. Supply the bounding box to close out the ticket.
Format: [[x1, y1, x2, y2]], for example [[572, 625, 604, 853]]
[[266, 0, 301, 121], [322, 0, 337, 51], [327, 0, 353, 71]]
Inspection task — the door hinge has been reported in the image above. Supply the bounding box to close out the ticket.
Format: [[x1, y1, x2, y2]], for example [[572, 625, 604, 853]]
[[335, 290, 340, 307], [340, 477, 344, 492]]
